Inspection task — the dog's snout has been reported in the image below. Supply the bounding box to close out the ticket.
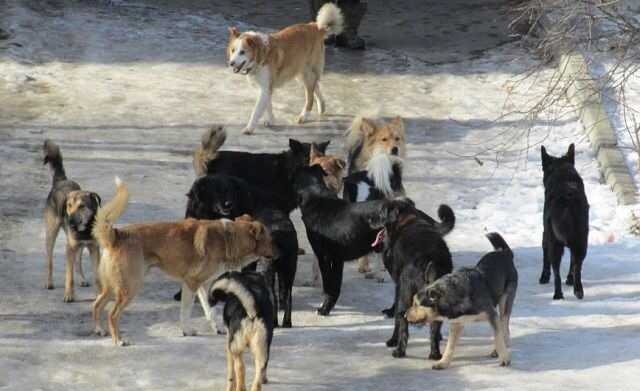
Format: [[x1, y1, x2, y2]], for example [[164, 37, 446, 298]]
[[391, 147, 399, 156]]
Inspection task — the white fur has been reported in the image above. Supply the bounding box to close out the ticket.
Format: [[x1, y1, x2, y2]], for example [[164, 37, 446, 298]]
[[246, 31, 270, 47], [316, 3, 344, 35], [244, 66, 272, 134], [212, 278, 258, 319], [366, 152, 400, 198], [356, 182, 370, 202]]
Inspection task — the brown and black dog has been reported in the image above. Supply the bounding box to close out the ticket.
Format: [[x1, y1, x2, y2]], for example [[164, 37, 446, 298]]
[[43, 140, 101, 302], [91, 177, 275, 346]]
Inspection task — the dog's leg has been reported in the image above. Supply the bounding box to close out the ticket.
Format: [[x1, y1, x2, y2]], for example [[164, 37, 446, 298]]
[[386, 284, 400, 345], [317, 256, 340, 315], [89, 244, 101, 293], [92, 289, 111, 336], [429, 321, 443, 360], [297, 70, 317, 124], [44, 209, 61, 290], [197, 284, 225, 334], [571, 250, 585, 299], [76, 247, 90, 287], [250, 325, 269, 391], [108, 294, 132, 346], [488, 311, 511, 367], [280, 267, 294, 328], [233, 353, 246, 391], [264, 93, 275, 128], [244, 88, 270, 135], [433, 323, 463, 370], [357, 255, 371, 274], [180, 283, 197, 336], [540, 229, 552, 284], [549, 240, 565, 300], [225, 342, 236, 391], [64, 243, 77, 302], [314, 82, 325, 115]]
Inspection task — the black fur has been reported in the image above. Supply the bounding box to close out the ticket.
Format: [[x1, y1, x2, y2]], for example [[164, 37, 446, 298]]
[[203, 139, 328, 214], [183, 174, 298, 328], [371, 199, 455, 359], [293, 165, 387, 315], [209, 271, 274, 369], [540, 144, 589, 300]]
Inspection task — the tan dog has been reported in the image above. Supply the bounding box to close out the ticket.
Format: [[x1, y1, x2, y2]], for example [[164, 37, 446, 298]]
[[344, 117, 407, 275], [226, 3, 343, 134], [309, 143, 346, 194], [91, 177, 275, 346], [42, 140, 102, 302]]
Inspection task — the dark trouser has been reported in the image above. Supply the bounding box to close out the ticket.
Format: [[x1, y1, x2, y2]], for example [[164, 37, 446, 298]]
[[310, 0, 367, 49]]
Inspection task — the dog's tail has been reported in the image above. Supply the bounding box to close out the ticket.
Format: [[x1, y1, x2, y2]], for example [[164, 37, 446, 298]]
[[210, 273, 258, 319], [316, 3, 344, 36], [193, 125, 226, 177], [93, 176, 130, 249], [42, 139, 67, 184], [344, 117, 366, 171], [435, 204, 455, 236], [486, 232, 513, 258]]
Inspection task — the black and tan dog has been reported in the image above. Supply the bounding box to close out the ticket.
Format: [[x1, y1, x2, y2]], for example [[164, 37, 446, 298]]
[[43, 140, 101, 302], [540, 144, 589, 300], [369, 199, 454, 360], [210, 271, 274, 391], [406, 233, 517, 369]]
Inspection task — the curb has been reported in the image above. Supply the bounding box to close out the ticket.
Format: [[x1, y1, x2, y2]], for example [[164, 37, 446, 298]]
[[560, 53, 638, 205]]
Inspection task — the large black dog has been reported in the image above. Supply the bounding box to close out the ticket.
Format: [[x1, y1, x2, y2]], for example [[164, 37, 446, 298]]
[[294, 164, 387, 316], [540, 144, 589, 300], [193, 126, 329, 213], [183, 174, 298, 328], [369, 199, 455, 359]]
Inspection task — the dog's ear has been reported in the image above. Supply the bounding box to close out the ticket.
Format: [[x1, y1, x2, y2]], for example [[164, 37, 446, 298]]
[[360, 118, 377, 137], [309, 143, 322, 163], [425, 263, 439, 284], [336, 158, 346, 170], [249, 222, 265, 241], [390, 116, 405, 134], [235, 214, 253, 222], [541, 145, 551, 168], [316, 140, 330, 154], [90, 192, 102, 207], [566, 143, 575, 164], [228, 26, 240, 38], [289, 139, 305, 155]]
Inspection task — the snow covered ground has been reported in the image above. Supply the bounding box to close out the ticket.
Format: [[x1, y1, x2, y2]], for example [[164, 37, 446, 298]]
[[1, 1, 640, 390]]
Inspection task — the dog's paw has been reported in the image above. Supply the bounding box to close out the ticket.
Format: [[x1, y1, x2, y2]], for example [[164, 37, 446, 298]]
[[63, 292, 75, 303], [574, 286, 584, 300], [80, 281, 90, 287], [428, 351, 442, 360], [552, 292, 564, 300], [296, 112, 309, 124], [263, 119, 274, 128], [539, 272, 550, 284], [45, 282, 54, 290], [490, 350, 498, 358], [117, 339, 131, 347], [565, 275, 574, 286], [241, 127, 255, 135], [182, 329, 198, 337], [432, 360, 450, 370], [386, 338, 398, 347], [281, 321, 292, 328], [392, 349, 406, 358], [316, 307, 330, 316], [381, 308, 394, 318], [499, 354, 511, 367]]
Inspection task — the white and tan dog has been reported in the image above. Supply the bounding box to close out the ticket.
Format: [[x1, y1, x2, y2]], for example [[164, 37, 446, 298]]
[[226, 3, 343, 134]]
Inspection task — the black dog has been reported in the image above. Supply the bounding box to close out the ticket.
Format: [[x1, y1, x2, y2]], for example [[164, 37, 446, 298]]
[[407, 233, 517, 369], [209, 271, 274, 391], [193, 125, 329, 214], [183, 174, 298, 328], [294, 164, 387, 316], [369, 199, 455, 359], [540, 144, 589, 300]]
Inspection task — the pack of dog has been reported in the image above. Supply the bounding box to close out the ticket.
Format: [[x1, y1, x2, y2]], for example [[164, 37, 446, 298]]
[[539, 144, 589, 300], [42, 140, 102, 302], [406, 233, 517, 369], [91, 177, 276, 345], [368, 199, 455, 360], [184, 174, 299, 328], [210, 271, 274, 391]]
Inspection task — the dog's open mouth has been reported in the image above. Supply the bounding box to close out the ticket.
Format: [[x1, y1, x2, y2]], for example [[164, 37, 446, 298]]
[[232, 61, 246, 74], [371, 228, 385, 248]]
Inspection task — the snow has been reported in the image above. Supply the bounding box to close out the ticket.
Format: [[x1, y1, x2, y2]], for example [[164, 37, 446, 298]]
[[1, 1, 640, 390]]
